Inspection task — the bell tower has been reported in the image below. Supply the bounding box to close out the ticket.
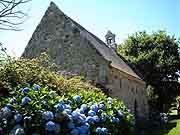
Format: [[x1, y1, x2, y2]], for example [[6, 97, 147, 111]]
[[105, 30, 117, 50]]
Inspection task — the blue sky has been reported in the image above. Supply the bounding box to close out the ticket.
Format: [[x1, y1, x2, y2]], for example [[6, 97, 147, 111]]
[[1, 0, 180, 57]]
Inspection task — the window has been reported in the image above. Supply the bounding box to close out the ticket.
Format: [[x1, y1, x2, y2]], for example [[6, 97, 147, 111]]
[[119, 78, 122, 88], [107, 38, 112, 44], [99, 65, 107, 83], [131, 88, 134, 93]]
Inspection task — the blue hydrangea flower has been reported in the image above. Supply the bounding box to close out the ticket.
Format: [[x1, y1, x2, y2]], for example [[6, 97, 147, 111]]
[[90, 104, 98, 112], [86, 116, 94, 124], [22, 87, 30, 93], [96, 127, 108, 134], [33, 85, 41, 90], [63, 109, 72, 115], [88, 110, 96, 116], [42, 111, 54, 121], [9, 125, 22, 134], [101, 127, 108, 134], [71, 128, 79, 135], [67, 122, 75, 129], [73, 95, 81, 103], [115, 118, 120, 123], [14, 113, 23, 123], [78, 108, 84, 114], [96, 127, 103, 134], [24, 116, 32, 121], [81, 104, 88, 110], [1, 107, 12, 118], [71, 111, 79, 120], [54, 103, 65, 111], [2, 106, 11, 112], [107, 97, 112, 101], [80, 114, 86, 119], [112, 117, 120, 123], [5, 104, 13, 110], [84, 122, 90, 128], [93, 115, 100, 123], [49, 91, 58, 97], [67, 114, 72, 120], [65, 104, 71, 109], [46, 121, 56, 131], [77, 125, 89, 134], [67, 100, 73, 105], [77, 114, 86, 124], [118, 109, 123, 117], [15, 128, 25, 135], [98, 103, 105, 110], [102, 127, 108, 134], [21, 96, 31, 105]]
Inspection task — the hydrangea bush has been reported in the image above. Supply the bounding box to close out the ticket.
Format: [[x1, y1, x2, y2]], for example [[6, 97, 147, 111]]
[[0, 84, 134, 135]]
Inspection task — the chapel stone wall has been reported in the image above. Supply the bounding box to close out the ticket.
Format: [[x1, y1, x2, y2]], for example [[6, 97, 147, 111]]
[[106, 66, 149, 118]]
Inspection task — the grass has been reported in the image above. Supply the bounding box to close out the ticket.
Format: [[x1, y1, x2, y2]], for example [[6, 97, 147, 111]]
[[144, 109, 180, 135], [167, 119, 180, 135]]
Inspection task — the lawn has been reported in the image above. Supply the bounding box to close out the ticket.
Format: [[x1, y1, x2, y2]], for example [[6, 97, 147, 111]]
[[167, 119, 180, 135], [144, 109, 180, 135]]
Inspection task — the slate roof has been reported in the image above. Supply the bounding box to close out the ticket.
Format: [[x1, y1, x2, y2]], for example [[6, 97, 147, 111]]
[[37, 2, 144, 81]]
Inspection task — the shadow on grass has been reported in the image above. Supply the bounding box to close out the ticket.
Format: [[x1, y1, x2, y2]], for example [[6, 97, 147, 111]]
[[169, 114, 179, 120], [137, 115, 178, 135], [163, 121, 177, 135]]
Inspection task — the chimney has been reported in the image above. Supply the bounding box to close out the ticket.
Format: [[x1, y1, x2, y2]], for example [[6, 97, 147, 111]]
[[105, 30, 117, 50]]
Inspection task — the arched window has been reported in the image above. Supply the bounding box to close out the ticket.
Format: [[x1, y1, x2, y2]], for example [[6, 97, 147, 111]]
[[107, 38, 112, 44], [134, 99, 138, 119]]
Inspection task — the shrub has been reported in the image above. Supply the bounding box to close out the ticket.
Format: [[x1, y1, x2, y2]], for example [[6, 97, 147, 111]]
[[176, 96, 180, 104], [0, 54, 97, 96], [0, 85, 134, 135]]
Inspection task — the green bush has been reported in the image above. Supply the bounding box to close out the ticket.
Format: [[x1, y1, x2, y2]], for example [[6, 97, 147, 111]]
[[0, 54, 97, 96], [176, 96, 180, 103]]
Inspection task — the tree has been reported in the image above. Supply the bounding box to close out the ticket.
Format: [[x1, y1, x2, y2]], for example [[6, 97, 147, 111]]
[[117, 31, 180, 111], [0, 0, 31, 31], [0, 0, 31, 66]]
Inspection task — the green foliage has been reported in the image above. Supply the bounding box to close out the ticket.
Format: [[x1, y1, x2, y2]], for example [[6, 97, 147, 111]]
[[176, 96, 180, 104], [117, 31, 180, 111], [146, 85, 158, 109], [0, 54, 96, 96]]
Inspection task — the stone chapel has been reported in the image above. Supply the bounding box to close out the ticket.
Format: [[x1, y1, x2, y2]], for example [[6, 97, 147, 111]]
[[22, 2, 149, 118]]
